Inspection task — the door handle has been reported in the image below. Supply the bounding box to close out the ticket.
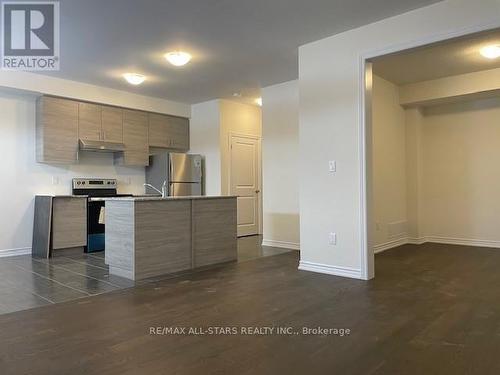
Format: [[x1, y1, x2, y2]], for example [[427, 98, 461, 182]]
[[255, 190, 260, 194]]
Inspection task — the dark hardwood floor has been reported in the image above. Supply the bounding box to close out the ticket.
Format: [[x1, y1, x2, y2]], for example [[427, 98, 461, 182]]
[[1, 242, 500, 374]]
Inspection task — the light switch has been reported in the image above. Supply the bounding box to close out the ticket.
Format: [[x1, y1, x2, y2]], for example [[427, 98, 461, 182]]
[[329, 232, 337, 245], [52, 176, 60, 185], [329, 160, 336, 172]]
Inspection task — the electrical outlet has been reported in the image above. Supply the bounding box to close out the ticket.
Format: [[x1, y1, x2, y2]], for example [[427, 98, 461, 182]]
[[329, 160, 336, 172], [329, 232, 337, 245]]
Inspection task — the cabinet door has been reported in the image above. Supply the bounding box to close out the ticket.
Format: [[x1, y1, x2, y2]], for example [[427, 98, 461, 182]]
[[78, 102, 101, 141], [148, 113, 169, 148], [102, 106, 123, 143], [52, 197, 87, 250], [116, 109, 149, 166], [167, 116, 190, 151], [36, 96, 79, 164]]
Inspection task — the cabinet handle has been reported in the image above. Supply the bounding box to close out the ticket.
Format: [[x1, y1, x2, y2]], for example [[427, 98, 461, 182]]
[[102, 130, 106, 140]]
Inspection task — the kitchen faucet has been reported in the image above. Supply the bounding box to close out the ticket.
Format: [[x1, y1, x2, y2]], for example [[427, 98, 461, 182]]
[[143, 180, 168, 198]]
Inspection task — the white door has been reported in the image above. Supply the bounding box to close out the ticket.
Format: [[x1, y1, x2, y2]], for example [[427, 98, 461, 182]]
[[230, 135, 260, 237]]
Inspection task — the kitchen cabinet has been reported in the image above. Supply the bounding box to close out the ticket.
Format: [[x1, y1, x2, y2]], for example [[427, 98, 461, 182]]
[[101, 106, 123, 143], [115, 109, 149, 166], [79, 103, 123, 143], [52, 197, 87, 250], [32, 196, 87, 258], [36, 95, 188, 167], [78, 102, 101, 141], [36, 96, 79, 164], [148, 113, 189, 151]]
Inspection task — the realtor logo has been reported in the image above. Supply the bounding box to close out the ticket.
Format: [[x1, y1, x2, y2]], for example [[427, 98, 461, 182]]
[[2, 1, 59, 70]]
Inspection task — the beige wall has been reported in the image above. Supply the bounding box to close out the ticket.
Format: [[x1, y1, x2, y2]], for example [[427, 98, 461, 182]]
[[373, 84, 500, 248], [219, 100, 262, 196], [372, 76, 407, 248], [261, 80, 300, 249], [421, 97, 500, 244], [190, 100, 222, 195]]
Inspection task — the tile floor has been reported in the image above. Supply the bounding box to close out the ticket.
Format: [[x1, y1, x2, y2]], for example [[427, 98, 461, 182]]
[[0, 235, 293, 315]]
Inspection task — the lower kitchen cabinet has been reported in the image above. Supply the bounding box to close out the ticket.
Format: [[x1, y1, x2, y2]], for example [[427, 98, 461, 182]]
[[32, 196, 87, 258]]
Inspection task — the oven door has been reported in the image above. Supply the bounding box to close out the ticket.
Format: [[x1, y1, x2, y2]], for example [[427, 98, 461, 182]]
[[87, 200, 105, 253]]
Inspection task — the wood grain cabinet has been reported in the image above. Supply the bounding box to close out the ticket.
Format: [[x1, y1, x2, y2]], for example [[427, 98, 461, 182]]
[[78, 103, 123, 143], [36, 96, 79, 164], [148, 113, 189, 151], [52, 197, 87, 250], [192, 198, 237, 267], [115, 109, 149, 166], [78, 102, 101, 141], [36, 95, 189, 167], [101, 106, 123, 143]]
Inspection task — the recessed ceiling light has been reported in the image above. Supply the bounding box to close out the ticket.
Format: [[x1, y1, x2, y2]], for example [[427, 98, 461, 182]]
[[165, 51, 192, 66], [255, 97, 262, 106], [480, 45, 500, 59], [123, 73, 146, 85]]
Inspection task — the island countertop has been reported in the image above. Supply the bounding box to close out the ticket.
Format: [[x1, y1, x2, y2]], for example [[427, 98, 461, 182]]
[[90, 195, 237, 202]]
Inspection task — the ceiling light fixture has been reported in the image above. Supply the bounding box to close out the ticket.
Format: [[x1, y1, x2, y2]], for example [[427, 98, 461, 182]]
[[480, 45, 500, 59], [165, 51, 192, 66], [123, 73, 146, 85], [255, 97, 262, 106]]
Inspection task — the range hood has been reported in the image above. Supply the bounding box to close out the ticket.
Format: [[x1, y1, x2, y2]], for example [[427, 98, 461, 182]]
[[79, 139, 125, 152]]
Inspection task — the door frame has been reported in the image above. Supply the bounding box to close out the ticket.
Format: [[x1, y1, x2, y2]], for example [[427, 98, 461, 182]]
[[359, 21, 500, 280], [227, 132, 262, 236]]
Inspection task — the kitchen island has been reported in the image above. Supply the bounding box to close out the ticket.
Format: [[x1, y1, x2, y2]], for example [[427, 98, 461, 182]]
[[101, 196, 237, 281]]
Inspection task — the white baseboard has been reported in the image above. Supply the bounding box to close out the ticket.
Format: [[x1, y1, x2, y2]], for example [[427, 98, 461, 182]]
[[0, 247, 31, 258], [424, 236, 500, 249], [262, 239, 300, 251], [374, 235, 500, 253], [373, 237, 408, 253], [298, 260, 362, 279]]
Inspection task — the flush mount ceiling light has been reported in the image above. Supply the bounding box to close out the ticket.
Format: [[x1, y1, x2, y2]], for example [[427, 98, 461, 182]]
[[165, 51, 192, 66], [255, 97, 262, 106], [480, 45, 500, 59], [123, 73, 146, 85]]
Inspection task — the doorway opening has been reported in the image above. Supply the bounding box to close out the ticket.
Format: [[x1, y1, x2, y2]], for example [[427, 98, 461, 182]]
[[364, 27, 500, 278]]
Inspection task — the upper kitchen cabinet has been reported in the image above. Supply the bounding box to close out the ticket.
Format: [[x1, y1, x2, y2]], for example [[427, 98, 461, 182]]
[[78, 102, 101, 141], [36, 96, 79, 164], [148, 113, 189, 151], [101, 106, 123, 143], [78, 103, 123, 143], [115, 109, 149, 166]]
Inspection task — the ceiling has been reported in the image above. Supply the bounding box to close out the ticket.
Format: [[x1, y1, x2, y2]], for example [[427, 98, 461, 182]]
[[40, 0, 443, 104], [373, 28, 500, 85]]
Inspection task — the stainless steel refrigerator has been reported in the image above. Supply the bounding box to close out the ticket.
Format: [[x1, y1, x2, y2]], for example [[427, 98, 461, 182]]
[[146, 153, 203, 196]]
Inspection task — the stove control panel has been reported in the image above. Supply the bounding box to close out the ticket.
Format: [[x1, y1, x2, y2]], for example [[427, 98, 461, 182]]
[[72, 178, 117, 190]]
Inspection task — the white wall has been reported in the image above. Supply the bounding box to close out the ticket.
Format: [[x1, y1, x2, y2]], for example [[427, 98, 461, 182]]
[[298, 0, 500, 279], [372, 76, 407, 248], [0, 91, 146, 256], [0, 70, 190, 117], [190, 100, 221, 196], [261, 80, 300, 249]]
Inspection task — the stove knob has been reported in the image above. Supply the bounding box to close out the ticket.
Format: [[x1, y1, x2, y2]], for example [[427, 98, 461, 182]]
[[77, 181, 81, 185]]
